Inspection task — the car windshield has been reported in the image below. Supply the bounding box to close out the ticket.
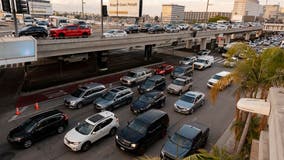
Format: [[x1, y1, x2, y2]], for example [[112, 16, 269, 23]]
[[174, 67, 184, 74], [170, 133, 192, 148], [138, 94, 154, 103], [212, 75, 223, 80], [107, 30, 115, 33], [128, 119, 147, 135], [126, 72, 136, 77], [180, 94, 195, 103], [144, 24, 151, 27], [21, 119, 37, 133], [196, 59, 207, 63], [102, 92, 116, 101], [20, 26, 31, 31], [183, 57, 191, 61], [75, 121, 94, 135], [172, 79, 185, 86], [71, 88, 85, 98], [142, 79, 155, 88]]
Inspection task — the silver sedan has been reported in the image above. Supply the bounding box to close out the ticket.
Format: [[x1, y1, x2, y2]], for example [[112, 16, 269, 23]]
[[174, 91, 205, 114]]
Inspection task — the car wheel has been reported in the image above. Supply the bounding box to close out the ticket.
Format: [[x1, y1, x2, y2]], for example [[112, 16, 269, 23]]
[[178, 91, 182, 96], [81, 141, 91, 152], [57, 126, 65, 134], [160, 128, 167, 138], [59, 33, 65, 39], [82, 33, 88, 38], [190, 108, 194, 114], [107, 106, 114, 111], [23, 140, 32, 148], [77, 103, 83, 109], [201, 100, 205, 106], [160, 101, 165, 108], [138, 144, 146, 155], [127, 98, 133, 104], [109, 127, 117, 136], [42, 33, 47, 38]]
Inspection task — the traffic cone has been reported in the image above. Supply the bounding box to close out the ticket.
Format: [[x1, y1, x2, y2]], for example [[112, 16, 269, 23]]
[[15, 107, 21, 115], [34, 102, 39, 110]]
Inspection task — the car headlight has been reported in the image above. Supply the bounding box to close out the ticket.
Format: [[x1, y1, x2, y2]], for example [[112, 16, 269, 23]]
[[174, 104, 177, 107], [14, 137, 23, 141], [131, 143, 137, 148], [160, 150, 165, 157], [70, 101, 76, 106], [72, 142, 81, 145], [115, 135, 118, 140]]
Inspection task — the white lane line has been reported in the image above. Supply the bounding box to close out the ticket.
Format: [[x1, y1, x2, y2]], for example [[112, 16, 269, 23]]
[[8, 106, 29, 122]]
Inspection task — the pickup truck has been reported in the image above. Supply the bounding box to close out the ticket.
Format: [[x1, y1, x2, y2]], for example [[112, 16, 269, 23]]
[[160, 122, 209, 160], [120, 68, 153, 86], [49, 24, 91, 38], [193, 56, 214, 70]]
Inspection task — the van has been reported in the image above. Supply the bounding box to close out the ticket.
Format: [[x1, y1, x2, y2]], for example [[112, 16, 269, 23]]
[[115, 109, 169, 155]]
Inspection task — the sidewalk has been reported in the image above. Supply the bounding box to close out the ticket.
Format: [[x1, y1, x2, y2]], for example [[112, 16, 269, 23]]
[[215, 119, 236, 153]]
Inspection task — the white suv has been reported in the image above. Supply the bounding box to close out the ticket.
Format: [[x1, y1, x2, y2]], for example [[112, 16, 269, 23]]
[[64, 111, 119, 152], [207, 71, 232, 89]]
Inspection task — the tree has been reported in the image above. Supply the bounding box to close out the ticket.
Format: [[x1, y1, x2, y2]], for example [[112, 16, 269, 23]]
[[209, 44, 284, 154], [154, 16, 159, 22], [208, 16, 229, 23]]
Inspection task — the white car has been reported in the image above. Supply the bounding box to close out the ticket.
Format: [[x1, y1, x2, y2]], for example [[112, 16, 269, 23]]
[[103, 29, 127, 38], [64, 111, 119, 152], [207, 71, 232, 89]]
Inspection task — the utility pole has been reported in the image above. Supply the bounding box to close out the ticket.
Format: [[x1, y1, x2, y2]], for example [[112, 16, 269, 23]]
[[205, 0, 209, 23], [82, 0, 85, 19], [11, 0, 18, 37], [101, 0, 104, 38]]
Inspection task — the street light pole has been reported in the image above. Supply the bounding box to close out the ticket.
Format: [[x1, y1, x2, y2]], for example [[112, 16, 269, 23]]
[[205, 0, 209, 23], [101, 0, 104, 38], [82, 0, 85, 19], [11, 0, 18, 37]]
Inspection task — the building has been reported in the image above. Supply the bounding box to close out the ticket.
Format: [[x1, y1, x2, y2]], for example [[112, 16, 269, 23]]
[[161, 4, 185, 24], [231, 0, 263, 22], [263, 5, 280, 19], [28, 0, 52, 17], [184, 12, 231, 23], [1, 0, 11, 12]]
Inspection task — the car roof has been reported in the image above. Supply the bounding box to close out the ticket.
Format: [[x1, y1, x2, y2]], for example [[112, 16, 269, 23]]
[[136, 109, 167, 125], [109, 86, 130, 93], [184, 91, 202, 97], [175, 76, 191, 81], [148, 75, 165, 81], [215, 71, 231, 77], [80, 83, 105, 90], [30, 110, 63, 122], [131, 67, 151, 73], [177, 124, 202, 140], [144, 91, 161, 97], [176, 65, 192, 69], [86, 111, 114, 125]]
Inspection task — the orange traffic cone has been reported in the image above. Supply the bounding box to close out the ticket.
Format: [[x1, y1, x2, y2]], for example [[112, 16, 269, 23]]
[[35, 102, 39, 110], [16, 107, 21, 115]]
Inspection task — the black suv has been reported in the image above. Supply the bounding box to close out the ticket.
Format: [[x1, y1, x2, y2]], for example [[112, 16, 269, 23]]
[[130, 91, 166, 114], [94, 86, 134, 111], [171, 65, 193, 79], [7, 110, 68, 148], [18, 26, 48, 38], [115, 109, 169, 155], [148, 25, 165, 34], [125, 25, 139, 34], [160, 122, 209, 159], [138, 75, 166, 94]]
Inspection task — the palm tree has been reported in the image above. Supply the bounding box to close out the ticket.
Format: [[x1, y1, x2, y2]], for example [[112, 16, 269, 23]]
[[209, 44, 284, 154]]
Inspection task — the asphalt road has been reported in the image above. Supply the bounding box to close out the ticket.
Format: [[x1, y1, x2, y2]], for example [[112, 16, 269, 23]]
[[0, 53, 236, 160]]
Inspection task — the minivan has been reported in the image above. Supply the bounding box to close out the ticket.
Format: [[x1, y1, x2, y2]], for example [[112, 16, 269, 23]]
[[7, 110, 68, 148], [115, 109, 169, 155], [137, 75, 166, 94]]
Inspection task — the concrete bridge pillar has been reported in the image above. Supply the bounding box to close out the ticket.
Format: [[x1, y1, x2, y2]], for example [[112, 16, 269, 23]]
[[231, 34, 236, 40], [245, 33, 251, 41], [200, 38, 207, 50], [224, 35, 231, 44], [256, 31, 262, 38], [97, 51, 109, 71], [144, 45, 152, 61], [185, 40, 193, 49]]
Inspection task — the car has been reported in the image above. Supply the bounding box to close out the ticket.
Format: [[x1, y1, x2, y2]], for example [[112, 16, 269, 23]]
[[193, 56, 214, 70], [160, 122, 209, 159], [171, 65, 193, 79], [216, 24, 228, 30], [223, 57, 238, 68], [120, 68, 153, 86], [17, 26, 48, 38], [174, 91, 205, 114], [177, 24, 189, 30], [36, 21, 49, 30], [165, 26, 180, 33], [130, 91, 166, 114], [64, 111, 119, 152], [207, 24, 217, 30], [197, 49, 211, 56], [103, 29, 127, 38], [153, 64, 174, 75], [49, 24, 91, 38], [191, 25, 203, 31], [7, 110, 68, 148], [179, 56, 197, 65], [125, 25, 139, 34], [138, 75, 166, 94], [64, 83, 107, 109], [94, 86, 134, 111], [140, 23, 152, 32], [148, 25, 165, 34], [115, 109, 169, 155], [167, 76, 193, 95], [207, 71, 232, 89]]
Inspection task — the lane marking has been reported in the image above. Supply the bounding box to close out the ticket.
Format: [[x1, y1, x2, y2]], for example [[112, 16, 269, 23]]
[[8, 106, 28, 122]]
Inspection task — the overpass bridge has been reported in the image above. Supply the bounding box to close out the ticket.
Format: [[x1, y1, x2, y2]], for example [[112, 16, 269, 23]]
[[263, 23, 284, 32], [37, 27, 262, 58]]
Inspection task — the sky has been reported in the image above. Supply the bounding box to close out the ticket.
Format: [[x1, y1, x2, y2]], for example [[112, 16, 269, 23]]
[[50, 0, 283, 16]]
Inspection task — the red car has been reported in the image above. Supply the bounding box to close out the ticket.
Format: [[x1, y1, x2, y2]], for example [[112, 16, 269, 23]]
[[154, 64, 174, 75], [49, 24, 91, 38]]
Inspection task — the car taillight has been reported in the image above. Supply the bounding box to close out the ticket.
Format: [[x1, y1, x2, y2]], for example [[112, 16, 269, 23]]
[[63, 114, 68, 120]]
